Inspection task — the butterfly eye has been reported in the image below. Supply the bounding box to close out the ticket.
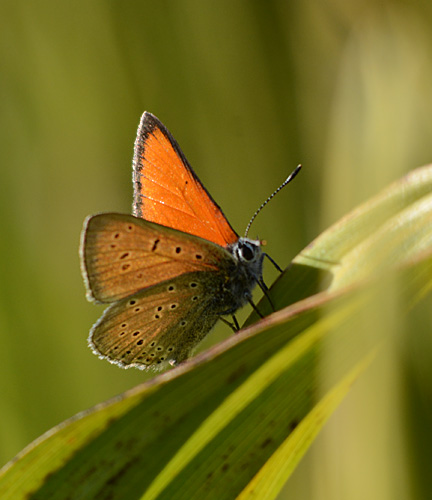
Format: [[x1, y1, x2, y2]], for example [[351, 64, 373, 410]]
[[240, 244, 255, 261]]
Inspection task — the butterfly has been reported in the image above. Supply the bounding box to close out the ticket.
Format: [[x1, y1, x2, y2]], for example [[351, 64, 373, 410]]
[[80, 112, 301, 370]]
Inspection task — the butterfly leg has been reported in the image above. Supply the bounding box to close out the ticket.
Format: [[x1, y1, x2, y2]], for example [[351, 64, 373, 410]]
[[263, 252, 283, 273], [232, 315, 240, 332], [220, 315, 240, 333], [247, 297, 264, 319], [258, 278, 268, 291], [257, 279, 276, 312]]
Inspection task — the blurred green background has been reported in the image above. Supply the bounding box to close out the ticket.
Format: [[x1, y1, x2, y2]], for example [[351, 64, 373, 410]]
[[1, 1, 432, 498]]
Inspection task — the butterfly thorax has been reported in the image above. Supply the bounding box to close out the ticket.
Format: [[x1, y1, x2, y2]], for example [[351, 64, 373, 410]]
[[219, 237, 263, 315]]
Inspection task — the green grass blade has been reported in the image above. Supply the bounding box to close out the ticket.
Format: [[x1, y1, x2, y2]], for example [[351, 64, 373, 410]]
[[0, 166, 431, 499], [237, 350, 378, 500]]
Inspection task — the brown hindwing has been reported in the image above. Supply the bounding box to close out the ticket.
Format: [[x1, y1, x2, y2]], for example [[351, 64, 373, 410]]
[[88, 271, 226, 370]]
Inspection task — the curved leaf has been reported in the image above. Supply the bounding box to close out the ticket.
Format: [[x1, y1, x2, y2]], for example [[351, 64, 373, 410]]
[[0, 165, 431, 500]]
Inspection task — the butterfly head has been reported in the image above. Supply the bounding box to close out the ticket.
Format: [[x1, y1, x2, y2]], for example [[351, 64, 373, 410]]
[[234, 237, 262, 260], [230, 237, 264, 280]]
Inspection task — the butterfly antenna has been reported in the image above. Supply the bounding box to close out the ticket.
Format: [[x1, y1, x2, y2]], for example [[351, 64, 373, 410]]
[[244, 165, 302, 237]]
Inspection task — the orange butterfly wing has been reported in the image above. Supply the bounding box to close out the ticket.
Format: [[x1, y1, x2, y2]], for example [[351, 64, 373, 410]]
[[132, 112, 238, 247]]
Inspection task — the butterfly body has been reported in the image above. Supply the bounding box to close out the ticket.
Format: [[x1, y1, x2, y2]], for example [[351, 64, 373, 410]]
[[80, 112, 269, 370]]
